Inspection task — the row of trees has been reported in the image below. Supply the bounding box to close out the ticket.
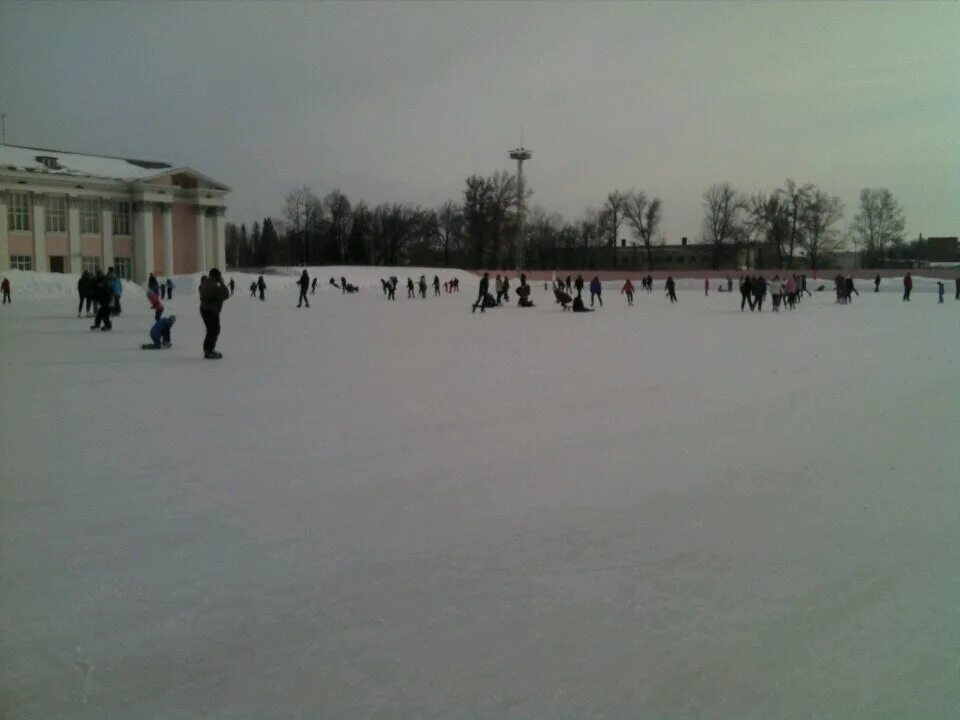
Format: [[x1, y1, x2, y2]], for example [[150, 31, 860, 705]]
[[702, 181, 906, 269], [225, 177, 907, 271]]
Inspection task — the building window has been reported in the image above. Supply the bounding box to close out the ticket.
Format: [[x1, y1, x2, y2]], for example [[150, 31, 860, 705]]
[[113, 256, 133, 280], [7, 193, 31, 232], [80, 199, 101, 234], [113, 201, 131, 235], [46, 195, 67, 232], [82, 256, 101, 274], [10, 255, 33, 271]]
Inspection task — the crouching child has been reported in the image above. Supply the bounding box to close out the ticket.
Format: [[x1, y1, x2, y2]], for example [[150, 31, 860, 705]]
[[142, 315, 176, 349]]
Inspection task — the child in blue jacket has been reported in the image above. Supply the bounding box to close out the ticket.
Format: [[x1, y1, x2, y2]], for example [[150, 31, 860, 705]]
[[142, 315, 176, 349]]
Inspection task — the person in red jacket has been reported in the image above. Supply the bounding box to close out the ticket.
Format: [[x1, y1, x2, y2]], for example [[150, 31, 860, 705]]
[[903, 272, 913, 302], [621, 278, 634, 306], [146, 289, 164, 321]]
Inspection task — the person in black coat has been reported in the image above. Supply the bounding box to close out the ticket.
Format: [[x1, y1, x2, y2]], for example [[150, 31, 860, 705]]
[[574, 274, 585, 298], [297, 269, 310, 308], [199, 268, 231, 359], [740, 276, 754, 311], [472, 272, 490, 313], [90, 271, 114, 330], [665, 276, 677, 303]]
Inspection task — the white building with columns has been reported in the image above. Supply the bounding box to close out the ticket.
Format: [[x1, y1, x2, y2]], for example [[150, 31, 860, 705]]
[[0, 144, 230, 282]]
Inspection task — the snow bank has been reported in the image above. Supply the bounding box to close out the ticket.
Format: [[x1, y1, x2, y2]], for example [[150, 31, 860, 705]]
[[0, 269, 141, 300]]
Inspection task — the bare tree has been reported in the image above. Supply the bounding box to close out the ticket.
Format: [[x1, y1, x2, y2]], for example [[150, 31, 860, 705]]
[[324, 190, 352, 263], [852, 188, 906, 267], [436, 200, 464, 267], [622, 191, 662, 270], [747, 191, 790, 268], [780, 179, 814, 268], [282, 186, 318, 264], [701, 183, 747, 269], [604, 191, 626, 264], [802, 190, 844, 269], [369, 203, 428, 266], [578, 208, 602, 267]]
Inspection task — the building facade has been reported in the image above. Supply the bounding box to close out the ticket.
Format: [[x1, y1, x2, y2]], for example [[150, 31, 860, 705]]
[[0, 145, 230, 281]]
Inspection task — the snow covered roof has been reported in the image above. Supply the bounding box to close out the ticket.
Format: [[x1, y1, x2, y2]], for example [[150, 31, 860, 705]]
[[0, 144, 229, 190]]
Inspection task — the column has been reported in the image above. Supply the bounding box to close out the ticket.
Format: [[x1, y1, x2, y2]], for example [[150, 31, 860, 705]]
[[133, 201, 154, 283], [161, 204, 174, 276], [195, 206, 207, 272], [212, 208, 226, 269], [32, 193, 47, 272], [68, 197, 82, 274], [0, 191, 8, 271], [101, 200, 113, 270]]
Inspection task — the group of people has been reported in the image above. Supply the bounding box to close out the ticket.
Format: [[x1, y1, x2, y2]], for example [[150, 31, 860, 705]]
[[379, 275, 458, 301], [146, 273, 176, 300], [739, 274, 811, 312], [79, 268, 124, 330], [472, 272, 536, 312]]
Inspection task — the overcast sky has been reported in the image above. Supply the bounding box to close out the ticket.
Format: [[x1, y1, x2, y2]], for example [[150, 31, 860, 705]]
[[1, 0, 957, 242]]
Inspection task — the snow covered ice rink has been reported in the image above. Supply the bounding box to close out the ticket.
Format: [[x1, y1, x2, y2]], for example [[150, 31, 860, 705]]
[[1, 270, 959, 719]]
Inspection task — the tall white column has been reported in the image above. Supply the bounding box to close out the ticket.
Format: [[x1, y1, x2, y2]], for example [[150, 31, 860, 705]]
[[0, 191, 9, 271], [68, 198, 82, 274], [133, 201, 154, 283], [213, 208, 226, 269], [101, 200, 113, 270], [32, 194, 47, 272], [195, 206, 207, 272], [161, 204, 174, 276]]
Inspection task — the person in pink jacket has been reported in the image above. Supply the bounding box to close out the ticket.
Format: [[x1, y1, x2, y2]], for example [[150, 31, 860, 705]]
[[147, 289, 164, 321], [784, 275, 798, 310], [621, 278, 635, 306]]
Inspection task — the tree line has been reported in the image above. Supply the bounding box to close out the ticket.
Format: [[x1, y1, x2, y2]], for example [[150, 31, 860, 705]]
[[225, 175, 908, 271]]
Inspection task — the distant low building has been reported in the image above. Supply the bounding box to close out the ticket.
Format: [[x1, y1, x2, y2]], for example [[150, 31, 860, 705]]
[[0, 144, 230, 281]]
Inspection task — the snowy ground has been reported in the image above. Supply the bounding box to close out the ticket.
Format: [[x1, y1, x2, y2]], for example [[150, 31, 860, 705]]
[[1, 269, 958, 719]]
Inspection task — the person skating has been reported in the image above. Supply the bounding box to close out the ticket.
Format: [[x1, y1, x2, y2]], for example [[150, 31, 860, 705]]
[[340, 276, 348, 295], [311, 277, 317, 294], [726, 275, 733, 292], [90, 271, 114, 330], [297, 269, 310, 308], [433, 275, 441, 297], [845, 276, 858, 302], [0, 276, 10, 304], [621, 278, 634, 306], [800, 274, 811, 298], [165, 278, 174, 299], [937, 281, 945, 303], [494, 274, 504, 304], [250, 280, 257, 297], [159, 282, 166, 300], [257, 275, 266, 301], [903, 272, 912, 302], [704, 277, 710, 296], [472, 272, 491, 313], [228, 278, 236, 296], [108, 268, 123, 315], [418, 275, 427, 298], [387, 277, 397, 301], [771, 276, 783, 311], [753, 275, 766, 311], [874, 273, 881, 293], [574, 274, 584, 298], [147, 273, 160, 296], [589, 276, 603, 307], [784, 275, 798, 309], [142, 315, 177, 349], [147, 287, 165, 321], [199, 268, 230, 359], [406, 278, 415, 299], [665, 276, 677, 303], [565, 275, 573, 293], [740, 276, 754, 311], [77, 271, 93, 316], [501, 275, 510, 303]]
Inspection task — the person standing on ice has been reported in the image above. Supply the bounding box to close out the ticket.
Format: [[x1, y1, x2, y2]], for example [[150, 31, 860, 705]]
[[228, 278, 235, 296], [199, 269, 230, 359], [574, 274, 585, 298], [727, 275, 733, 292], [433, 275, 441, 297], [297, 269, 310, 308], [311, 277, 317, 294], [257, 275, 266, 301], [753, 275, 767, 311], [874, 274, 881, 293], [903, 273, 912, 302], [147, 273, 160, 296], [770, 276, 783, 311], [494, 274, 503, 304], [621, 278, 634, 306], [740, 275, 754, 311], [704, 277, 710, 296], [77, 271, 92, 316], [165, 278, 174, 299], [0, 276, 10, 304], [406, 277, 415, 298], [845, 276, 859, 302], [107, 268, 123, 316], [472, 272, 490, 313], [91, 271, 114, 330], [937, 281, 945, 303], [589, 276, 603, 307], [147, 286, 164, 321], [501, 275, 511, 303], [665, 276, 677, 303], [418, 275, 427, 298], [142, 315, 176, 349]]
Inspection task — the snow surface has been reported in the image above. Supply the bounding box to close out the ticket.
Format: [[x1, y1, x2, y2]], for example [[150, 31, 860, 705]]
[[1, 268, 959, 719], [0, 144, 171, 182]]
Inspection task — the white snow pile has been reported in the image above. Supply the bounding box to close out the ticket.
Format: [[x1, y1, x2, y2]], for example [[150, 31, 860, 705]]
[[0, 269, 141, 300]]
